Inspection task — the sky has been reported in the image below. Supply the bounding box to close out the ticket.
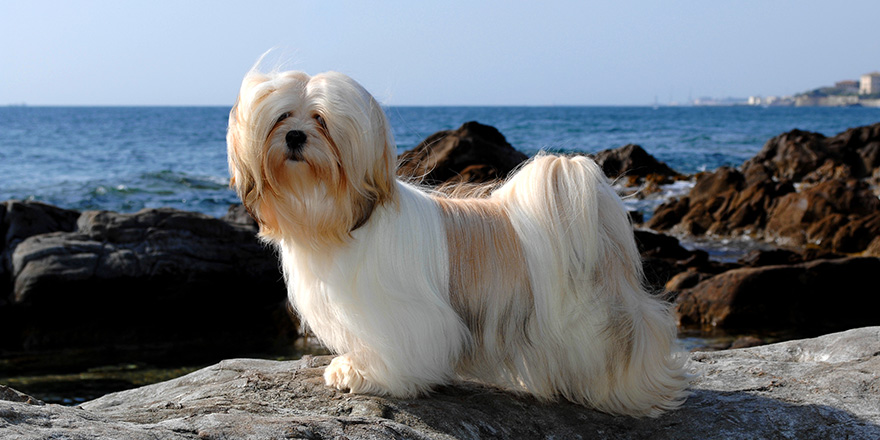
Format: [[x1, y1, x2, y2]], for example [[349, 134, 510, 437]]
[[2, 0, 879, 106]]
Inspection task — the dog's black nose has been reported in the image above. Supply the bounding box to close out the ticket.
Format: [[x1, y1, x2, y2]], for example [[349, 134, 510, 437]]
[[285, 130, 307, 159]]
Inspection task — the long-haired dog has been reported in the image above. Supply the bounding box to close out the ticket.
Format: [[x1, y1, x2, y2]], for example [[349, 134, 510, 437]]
[[227, 68, 688, 417]]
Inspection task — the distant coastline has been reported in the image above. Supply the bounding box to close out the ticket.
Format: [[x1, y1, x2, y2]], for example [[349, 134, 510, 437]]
[[691, 71, 880, 108]]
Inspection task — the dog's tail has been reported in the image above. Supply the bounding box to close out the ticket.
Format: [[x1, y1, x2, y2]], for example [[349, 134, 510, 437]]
[[491, 153, 689, 417]]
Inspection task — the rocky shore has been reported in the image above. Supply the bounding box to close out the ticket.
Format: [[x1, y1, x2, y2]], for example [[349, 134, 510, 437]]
[[1, 120, 880, 437], [2, 327, 879, 439]]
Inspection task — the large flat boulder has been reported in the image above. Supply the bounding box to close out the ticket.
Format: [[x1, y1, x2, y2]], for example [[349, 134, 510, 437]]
[[2, 327, 878, 439], [3, 207, 292, 352]]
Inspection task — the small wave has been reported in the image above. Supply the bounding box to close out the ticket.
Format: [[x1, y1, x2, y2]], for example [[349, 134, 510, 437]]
[[90, 184, 139, 196], [679, 235, 776, 263], [143, 170, 229, 190], [620, 179, 695, 221]]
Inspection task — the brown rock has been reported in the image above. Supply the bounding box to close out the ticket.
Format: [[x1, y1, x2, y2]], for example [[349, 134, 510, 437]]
[[742, 129, 829, 181], [825, 123, 880, 177], [665, 269, 712, 292], [830, 212, 880, 254], [865, 236, 880, 257], [644, 197, 691, 231], [397, 121, 528, 186], [738, 248, 803, 267], [675, 257, 880, 331], [743, 123, 880, 181], [646, 167, 794, 238], [688, 167, 743, 206], [765, 179, 880, 250], [590, 144, 681, 181]]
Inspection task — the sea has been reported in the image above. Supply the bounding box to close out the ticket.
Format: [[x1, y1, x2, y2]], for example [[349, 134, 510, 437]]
[[2, 105, 879, 220]]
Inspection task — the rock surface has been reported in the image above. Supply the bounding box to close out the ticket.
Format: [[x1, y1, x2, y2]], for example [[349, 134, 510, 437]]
[[1, 327, 878, 439]]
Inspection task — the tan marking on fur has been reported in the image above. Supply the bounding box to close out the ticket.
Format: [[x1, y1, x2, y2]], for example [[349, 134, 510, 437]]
[[604, 298, 635, 378], [596, 242, 637, 379], [435, 196, 534, 371]]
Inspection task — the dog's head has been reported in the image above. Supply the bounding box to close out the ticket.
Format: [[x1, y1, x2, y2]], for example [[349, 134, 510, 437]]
[[227, 70, 397, 247]]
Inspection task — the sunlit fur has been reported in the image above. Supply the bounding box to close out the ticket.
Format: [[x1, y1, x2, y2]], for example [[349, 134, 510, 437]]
[[227, 67, 689, 417]]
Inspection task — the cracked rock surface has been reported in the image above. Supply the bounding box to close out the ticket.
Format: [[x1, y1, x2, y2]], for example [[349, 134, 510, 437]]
[[2, 327, 879, 439]]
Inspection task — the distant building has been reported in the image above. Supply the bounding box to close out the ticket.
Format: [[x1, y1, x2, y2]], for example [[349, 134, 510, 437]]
[[747, 95, 795, 107], [835, 80, 859, 94], [860, 72, 880, 95]]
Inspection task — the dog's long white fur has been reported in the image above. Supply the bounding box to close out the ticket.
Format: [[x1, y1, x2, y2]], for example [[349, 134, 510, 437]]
[[227, 68, 688, 417]]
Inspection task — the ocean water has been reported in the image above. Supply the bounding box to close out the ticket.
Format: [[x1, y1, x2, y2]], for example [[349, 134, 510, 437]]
[[1, 105, 878, 218]]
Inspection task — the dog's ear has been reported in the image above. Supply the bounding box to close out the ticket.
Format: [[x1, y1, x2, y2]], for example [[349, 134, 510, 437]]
[[309, 73, 398, 235], [346, 115, 397, 234]]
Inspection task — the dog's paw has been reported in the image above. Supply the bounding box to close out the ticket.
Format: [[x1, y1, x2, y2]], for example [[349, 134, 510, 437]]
[[324, 355, 372, 394]]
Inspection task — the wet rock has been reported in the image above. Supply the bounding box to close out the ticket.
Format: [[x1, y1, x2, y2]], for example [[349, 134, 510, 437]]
[[4, 327, 880, 439], [675, 257, 880, 331], [397, 121, 528, 185]]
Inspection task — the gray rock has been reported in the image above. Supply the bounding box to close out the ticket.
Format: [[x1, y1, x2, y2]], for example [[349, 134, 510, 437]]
[[0, 200, 80, 284], [5, 207, 293, 351], [11, 208, 276, 304], [3, 327, 879, 439]]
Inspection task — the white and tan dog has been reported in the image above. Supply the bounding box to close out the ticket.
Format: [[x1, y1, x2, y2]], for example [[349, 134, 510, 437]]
[[227, 68, 688, 417]]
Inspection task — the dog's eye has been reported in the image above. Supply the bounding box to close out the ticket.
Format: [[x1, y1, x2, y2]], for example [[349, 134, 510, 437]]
[[276, 112, 291, 125], [314, 114, 327, 130]]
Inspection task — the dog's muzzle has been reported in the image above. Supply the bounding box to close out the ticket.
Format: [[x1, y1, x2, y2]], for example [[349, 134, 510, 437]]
[[286, 130, 307, 161]]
